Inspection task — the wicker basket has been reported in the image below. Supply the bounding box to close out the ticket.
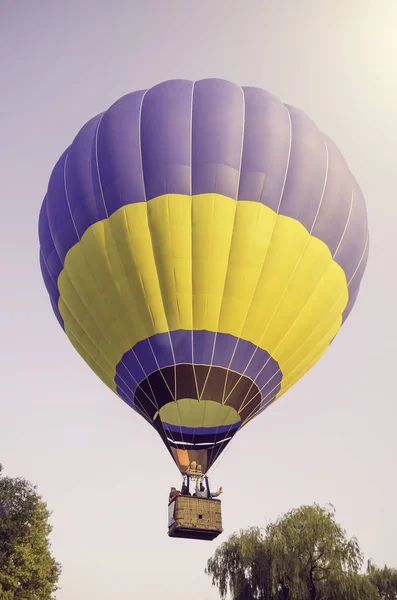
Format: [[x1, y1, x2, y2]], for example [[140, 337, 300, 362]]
[[168, 495, 223, 540]]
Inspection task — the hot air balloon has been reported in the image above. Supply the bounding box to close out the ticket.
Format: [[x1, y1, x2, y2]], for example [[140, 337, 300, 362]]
[[39, 79, 368, 540]]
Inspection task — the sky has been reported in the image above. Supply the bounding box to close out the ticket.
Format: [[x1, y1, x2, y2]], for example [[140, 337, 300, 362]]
[[1, 0, 396, 598]]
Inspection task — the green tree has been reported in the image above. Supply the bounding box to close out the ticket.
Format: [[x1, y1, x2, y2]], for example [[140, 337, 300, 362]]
[[324, 572, 378, 600], [0, 464, 61, 599], [263, 504, 363, 600], [206, 526, 270, 599], [206, 503, 391, 600], [367, 560, 397, 599]]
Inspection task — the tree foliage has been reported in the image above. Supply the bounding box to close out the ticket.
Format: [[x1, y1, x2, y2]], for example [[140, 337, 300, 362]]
[[367, 561, 397, 600], [206, 503, 395, 600], [0, 464, 61, 599]]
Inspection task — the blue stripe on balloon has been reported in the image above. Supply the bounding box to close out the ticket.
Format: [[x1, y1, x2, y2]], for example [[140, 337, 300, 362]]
[[115, 330, 281, 400], [213, 334, 239, 368], [170, 330, 193, 364], [192, 330, 215, 364], [163, 422, 240, 435]]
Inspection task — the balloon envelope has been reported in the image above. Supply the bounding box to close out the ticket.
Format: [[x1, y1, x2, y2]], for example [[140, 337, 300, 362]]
[[39, 79, 369, 473]]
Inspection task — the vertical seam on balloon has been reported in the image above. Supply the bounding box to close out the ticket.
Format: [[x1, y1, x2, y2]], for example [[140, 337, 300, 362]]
[[196, 202, 216, 466], [190, 84, 200, 400], [41, 193, 63, 279], [333, 189, 354, 259], [40, 199, 64, 326], [40, 199, 61, 288], [189, 81, 201, 452], [94, 117, 110, 217], [189, 81, 195, 198], [139, 89, 186, 453], [346, 232, 369, 286], [342, 239, 368, 322], [276, 106, 293, 211], [240, 230, 369, 424], [197, 202, 216, 400], [206, 85, 246, 470], [218, 105, 292, 412], [227, 139, 331, 412], [138, 90, 149, 202], [235, 85, 245, 200], [310, 140, 330, 233], [40, 249, 59, 298], [93, 109, 162, 417], [41, 262, 63, 326], [63, 154, 81, 240], [218, 83, 247, 406], [167, 200, 178, 401]]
